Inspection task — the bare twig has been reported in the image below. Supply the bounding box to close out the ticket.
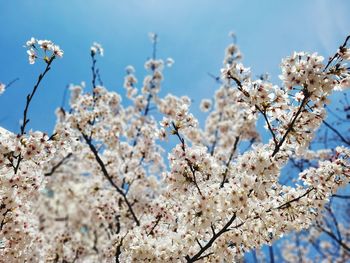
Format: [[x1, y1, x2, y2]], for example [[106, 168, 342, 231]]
[[14, 57, 55, 174], [20, 57, 55, 136]]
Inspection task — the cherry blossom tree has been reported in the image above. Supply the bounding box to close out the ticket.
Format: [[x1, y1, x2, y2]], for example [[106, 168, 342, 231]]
[[0, 33, 349, 263]]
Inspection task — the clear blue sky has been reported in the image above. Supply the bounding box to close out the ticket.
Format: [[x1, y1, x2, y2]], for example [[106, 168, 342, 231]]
[[0, 0, 349, 133]]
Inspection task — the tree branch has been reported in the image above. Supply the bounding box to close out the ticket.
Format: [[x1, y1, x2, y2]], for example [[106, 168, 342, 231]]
[[44, 153, 73, 177], [323, 120, 350, 146], [80, 131, 140, 226], [185, 214, 236, 262], [220, 136, 240, 188]]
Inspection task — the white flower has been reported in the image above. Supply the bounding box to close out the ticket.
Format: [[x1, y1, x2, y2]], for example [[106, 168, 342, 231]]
[[53, 45, 64, 58], [38, 40, 53, 51], [125, 65, 135, 74], [166, 58, 174, 67], [24, 38, 63, 64], [91, 42, 104, 56], [0, 83, 5, 94], [338, 47, 350, 60], [27, 48, 36, 64], [200, 99, 212, 112], [294, 91, 305, 102], [160, 117, 170, 127], [25, 37, 36, 47]]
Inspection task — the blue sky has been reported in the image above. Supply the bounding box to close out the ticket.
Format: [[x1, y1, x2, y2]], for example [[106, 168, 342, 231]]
[[0, 0, 349, 133]]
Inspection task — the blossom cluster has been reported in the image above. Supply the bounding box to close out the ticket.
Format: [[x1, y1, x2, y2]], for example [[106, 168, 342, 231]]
[[0, 35, 350, 263], [25, 38, 63, 64]]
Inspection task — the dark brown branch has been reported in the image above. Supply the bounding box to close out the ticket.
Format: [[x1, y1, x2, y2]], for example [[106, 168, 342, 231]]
[[14, 56, 55, 175], [115, 237, 124, 263], [196, 238, 203, 249], [0, 209, 11, 231], [229, 75, 310, 158], [326, 206, 342, 243], [323, 120, 350, 146], [147, 215, 162, 236], [324, 35, 350, 71], [268, 245, 275, 263], [96, 68, 104, 86], [44, 153, 73, 177], [124, 80, 153, 173], [185, 214, 236, 262], [220, 136, 240, 188], [333, 194, 350, 199], [295, 233, 303, 263], [61, 85, 69, 109], [152, 33, 158, 60], [72, 250, 79, 263], [54, 216, 68, 222], [92, 230, 99, 253], [210, 223, 216, 236], [272, 92, 309, 157], [5, 78, 19, 90], [172, 122, 203, 196], [210, 112, 223, 156], [20, 57, 54, 136], [91, 52, 97, 91], [256, 105, 278, 147], [195, 252, 214, 261], [81, 131, 140, 226], [275, 187, 314, 210], [316, 222, 350, 253], [310, 240, 327, 258]]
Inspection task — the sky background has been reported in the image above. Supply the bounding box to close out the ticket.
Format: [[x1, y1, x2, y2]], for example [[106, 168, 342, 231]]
[[0, 0, 349, 133]]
